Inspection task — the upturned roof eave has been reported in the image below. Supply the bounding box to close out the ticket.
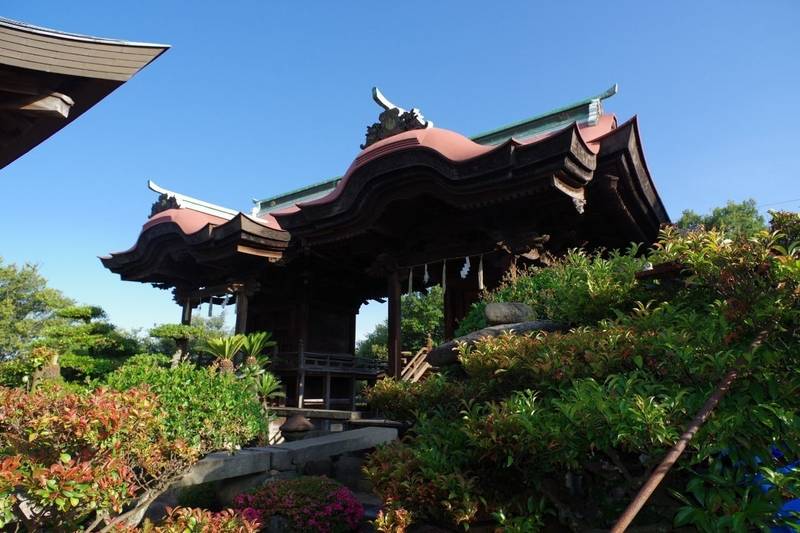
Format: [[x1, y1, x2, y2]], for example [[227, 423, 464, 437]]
[[0, 16, 170, 49]]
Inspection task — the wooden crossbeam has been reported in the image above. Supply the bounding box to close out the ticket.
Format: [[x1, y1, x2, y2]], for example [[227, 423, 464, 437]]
[[235, 244, 282, 262]]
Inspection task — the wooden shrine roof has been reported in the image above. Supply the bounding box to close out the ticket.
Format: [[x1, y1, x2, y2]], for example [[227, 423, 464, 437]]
[[249, 85, 620, 219], [0, 17, 168, 169], [102, 87, 670, 294]]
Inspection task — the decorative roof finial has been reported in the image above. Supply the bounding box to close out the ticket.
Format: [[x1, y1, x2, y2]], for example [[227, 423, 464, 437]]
[[361, 87, 432, 149]]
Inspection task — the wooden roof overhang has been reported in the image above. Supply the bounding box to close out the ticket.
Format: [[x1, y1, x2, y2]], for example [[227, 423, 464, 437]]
[[271, 120, 668, 299], [276, 124, 595, 243], [101, 86, 670, 308], [0, 17, 168, 169], [583, 117, 670, 249], [101, 212, 290, 290]]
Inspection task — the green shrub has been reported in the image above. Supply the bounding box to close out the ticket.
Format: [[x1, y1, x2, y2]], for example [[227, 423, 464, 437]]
[[60, 353, 124, 381], [0, 355, 37, 387], [497, 247, 648, 325], [122, 352, 171, 369], [365, 373, 464, 422], [454, 247, 649, 338], [105, 363, 266, 451], [365, 226, 800, 531]]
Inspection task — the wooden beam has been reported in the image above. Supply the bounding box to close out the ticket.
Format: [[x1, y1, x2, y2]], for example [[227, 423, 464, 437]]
[[0, 91, 74, 119], [235, 244, 282, 261], [387, 271, 402, 379], [19, 92, 73, 118]]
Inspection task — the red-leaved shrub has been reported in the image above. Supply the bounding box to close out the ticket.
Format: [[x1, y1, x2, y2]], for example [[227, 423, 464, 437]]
[[0, 384, 197, 531]]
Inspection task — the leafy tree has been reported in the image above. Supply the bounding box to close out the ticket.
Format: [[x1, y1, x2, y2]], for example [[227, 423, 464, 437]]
[[770, 210, 800, 247], [357, 322, 389, 360], [356, 286, 444, 358], [0, 258, 70, 358], [149, 323, 206, 367], [677, 198, 766, 237], [18, 304, 142, 383], [401, 285, 445, 350], [191, 312, 231, 338], [39, 305, 140, 359], [675, 209, 704, 230], [147, 312, 232, 364]]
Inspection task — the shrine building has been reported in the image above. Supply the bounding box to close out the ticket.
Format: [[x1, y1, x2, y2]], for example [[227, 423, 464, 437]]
[[102, 85, 670, 409]]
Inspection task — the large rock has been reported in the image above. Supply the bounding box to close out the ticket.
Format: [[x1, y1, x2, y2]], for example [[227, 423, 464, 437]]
[[427, 320, 568, 366], [484, 302, 533, 325]]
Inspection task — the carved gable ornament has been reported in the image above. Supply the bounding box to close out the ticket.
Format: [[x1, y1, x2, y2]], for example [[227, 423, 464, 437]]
[[150, 193, 179, 217], [361, 87, 433, 149]]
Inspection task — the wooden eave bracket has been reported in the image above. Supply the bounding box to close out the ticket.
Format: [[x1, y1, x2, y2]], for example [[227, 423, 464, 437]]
[[235, 244, 283, 262], [0, 88, 74, 119]]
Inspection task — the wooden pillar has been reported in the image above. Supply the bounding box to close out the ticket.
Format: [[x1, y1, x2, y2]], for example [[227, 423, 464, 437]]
[[181, 298, 193, 325], [443, 295, 456, 340], [387, 271, 402, 379], [235, 288, 249, 334], [324, 374, 332, 410], [297, 274, 311, 349], [348, 311, 357, 355], [297, 339, 306, 408], [443, 263, 455, 340], [350, 377, 358, 410]]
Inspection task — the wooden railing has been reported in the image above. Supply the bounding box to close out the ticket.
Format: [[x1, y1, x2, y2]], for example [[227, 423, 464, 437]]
[[401, 345, 432, 382], [272, 351, 386, 374]]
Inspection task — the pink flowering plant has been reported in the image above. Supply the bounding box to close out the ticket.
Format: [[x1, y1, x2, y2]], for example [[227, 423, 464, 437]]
[[234, 476, 363, 532]]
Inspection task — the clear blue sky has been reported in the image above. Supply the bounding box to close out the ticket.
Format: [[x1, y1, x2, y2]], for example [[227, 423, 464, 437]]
[[1, 1, 798, 338]]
